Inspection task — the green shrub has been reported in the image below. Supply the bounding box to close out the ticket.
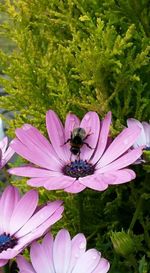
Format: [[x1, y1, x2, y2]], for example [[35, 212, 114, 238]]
[[0, 0, 149, 134]]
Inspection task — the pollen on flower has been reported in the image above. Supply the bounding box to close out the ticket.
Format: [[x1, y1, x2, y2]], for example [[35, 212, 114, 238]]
[[62, 159, 95, 179]]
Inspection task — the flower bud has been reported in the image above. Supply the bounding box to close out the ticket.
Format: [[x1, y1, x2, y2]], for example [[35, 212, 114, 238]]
[[110, 231, 135, 257], [143, 150, 150, 163]]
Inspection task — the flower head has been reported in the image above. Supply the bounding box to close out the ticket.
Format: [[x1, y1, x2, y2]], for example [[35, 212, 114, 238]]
[[9, 110, 142, 193], [127, 118, 150, 163], [0, 137, 14, 169], [0, 186, 64, 267], [127, 118, 150, 150], [16, 229, 110, 273]]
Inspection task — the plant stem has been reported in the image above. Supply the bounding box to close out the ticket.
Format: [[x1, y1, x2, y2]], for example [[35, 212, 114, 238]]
[[110, 254, 118, 273], [78, 192, 84, 232], [128, 255, 138, 273], [141, 218, 150, 249], [128, 196, 143, 232]]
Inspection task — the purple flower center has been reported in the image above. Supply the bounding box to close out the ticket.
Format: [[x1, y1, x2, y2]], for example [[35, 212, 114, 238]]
[[0, 233, 18, 253], [63, 159, 95, 179]]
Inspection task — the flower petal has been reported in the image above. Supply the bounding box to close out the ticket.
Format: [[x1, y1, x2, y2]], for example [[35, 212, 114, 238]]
[[107, 169, 136, 185], [22, 124, 63, 163], [15, 125, 62, 170], [79, 174, 109, 191], [92, 112, 111, 164], [142, 122, 150, 147], [18, 206, 64, 248], [68, 233, 86, 273], [0, 259, 8, 267], [80, 112, 100, 161], [72, 249, 100, 273], [1, 145, 15, 167], [22, 124, 57, 154], [0, 186, 20, 234], [0, 248, 20, 260], [42, 233, 55, 273], [9, 190, 38, 235], [65, 113, 80, 143], [46, 110, 69, 161], [10, 138, 61, 171], [16, 201, 63, 238], [93, 258, 110, 273], [65, 180, 86, 193], [96, 147, 142, 173], [30, 241, 51, 273], [0, 137, 8, 153], [17, 255, 35, 273], [9, 166, 60, 178], [98, 126, 141, 168], [44, 176, 74, 190], [127, 118, 146, 147], [27, 175, 73, 189], [53, 229, 71, 273]]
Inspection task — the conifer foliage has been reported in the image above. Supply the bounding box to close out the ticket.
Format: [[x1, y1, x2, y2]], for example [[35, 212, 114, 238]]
[[0, 0, 150, 132]]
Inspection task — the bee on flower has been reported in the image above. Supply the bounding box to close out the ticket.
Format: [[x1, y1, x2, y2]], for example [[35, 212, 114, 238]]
[[9, 110, 142, 193]]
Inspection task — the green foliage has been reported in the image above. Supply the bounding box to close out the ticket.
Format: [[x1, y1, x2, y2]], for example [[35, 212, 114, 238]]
[[139, 256, 148, 273], [0, 0, 149, 135], [0, 0, 150, 272]]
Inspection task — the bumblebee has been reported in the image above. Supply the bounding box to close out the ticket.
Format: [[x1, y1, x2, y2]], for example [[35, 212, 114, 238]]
[[65, 127, 92, 156]]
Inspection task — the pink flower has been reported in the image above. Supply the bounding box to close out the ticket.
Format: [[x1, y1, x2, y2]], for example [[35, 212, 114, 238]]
[[9, 110, 142, 193], [127, 118, 150, 149], [0, 186, 64, 267], [16, 229, 110, 273], [127, 118, 150, 163], [0, 137, 14, 169]]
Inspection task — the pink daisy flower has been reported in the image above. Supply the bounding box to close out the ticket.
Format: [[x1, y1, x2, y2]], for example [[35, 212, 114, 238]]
[[0, 185, 64, 267], [127, 118, 150, 150], [16, 229, 110, 273], [127, 118, 150, 163], [9, 110, 142, 193], [0, 137, 14, 169]]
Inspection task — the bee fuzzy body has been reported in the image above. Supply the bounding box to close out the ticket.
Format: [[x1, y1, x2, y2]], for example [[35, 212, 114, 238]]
[[65, 127, 91, 156]]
